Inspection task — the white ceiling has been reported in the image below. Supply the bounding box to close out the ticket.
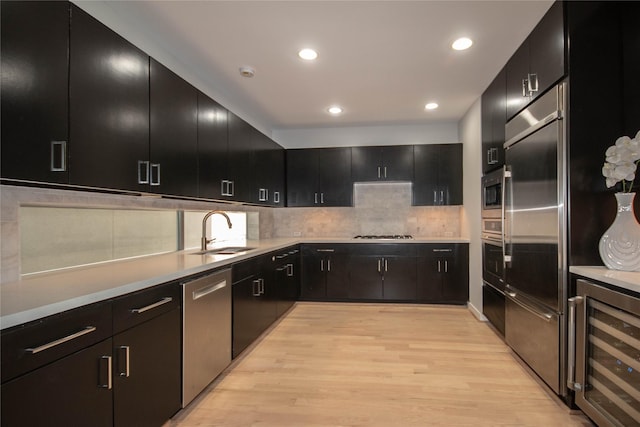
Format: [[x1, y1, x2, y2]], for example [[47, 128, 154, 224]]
[[79, 0, 553, 133]]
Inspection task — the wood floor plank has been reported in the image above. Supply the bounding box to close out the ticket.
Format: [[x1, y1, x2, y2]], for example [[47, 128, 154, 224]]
[[169, 303, 594, 427]]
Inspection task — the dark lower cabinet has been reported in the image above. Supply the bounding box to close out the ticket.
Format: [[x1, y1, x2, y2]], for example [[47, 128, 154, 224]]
[[1, 339, 113, 427], [112, 308, 181, 427], [482, 283, 505, 336], [300, 245, 350, 300], [417, 244, 469, 304], [274, 247, 300, 317], [1, 0, 70, 184], [348, 256, 384, 300], [232, 254, 277, 358]]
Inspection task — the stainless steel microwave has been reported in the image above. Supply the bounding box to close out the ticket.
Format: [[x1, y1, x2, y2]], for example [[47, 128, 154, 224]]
[[482, 167, 504, 218]]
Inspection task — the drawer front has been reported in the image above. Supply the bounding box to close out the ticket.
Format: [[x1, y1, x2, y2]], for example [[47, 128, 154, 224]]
[[1, 301, 112, 383], [113, 281, 181, 334], [417, 243, 461, 256], [348, 243, 417, 257]]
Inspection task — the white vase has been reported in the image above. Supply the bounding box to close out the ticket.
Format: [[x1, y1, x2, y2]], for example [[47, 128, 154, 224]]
[[599, 192, 640, 271]]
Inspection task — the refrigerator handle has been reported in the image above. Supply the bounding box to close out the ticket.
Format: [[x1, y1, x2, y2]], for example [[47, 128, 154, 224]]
[[503, 168, 512, 267], [567, 296, 584, 391]]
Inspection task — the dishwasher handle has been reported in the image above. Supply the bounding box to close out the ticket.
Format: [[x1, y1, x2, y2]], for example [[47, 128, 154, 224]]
[[192, 280, 227, 300]]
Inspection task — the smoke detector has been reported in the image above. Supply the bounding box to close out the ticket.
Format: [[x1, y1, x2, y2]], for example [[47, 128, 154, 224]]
[[239, 66, 255, 78]]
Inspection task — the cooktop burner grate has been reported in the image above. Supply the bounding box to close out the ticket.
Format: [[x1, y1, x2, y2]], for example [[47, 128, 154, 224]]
[[353, 235, 414, 239]]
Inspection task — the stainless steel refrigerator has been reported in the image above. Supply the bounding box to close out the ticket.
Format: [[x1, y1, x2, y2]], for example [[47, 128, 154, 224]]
[[503, 82, 567, 396]]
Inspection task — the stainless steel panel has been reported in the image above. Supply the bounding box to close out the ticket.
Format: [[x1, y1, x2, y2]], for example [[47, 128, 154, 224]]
[[182, 268, 232, 407], [506, 290, 560, 394], [574, 279, 640, 427], [505, 84, 562, 148]]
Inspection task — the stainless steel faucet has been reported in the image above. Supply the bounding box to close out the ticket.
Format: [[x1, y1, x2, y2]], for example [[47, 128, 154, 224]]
[[201, 210, 233, 251]]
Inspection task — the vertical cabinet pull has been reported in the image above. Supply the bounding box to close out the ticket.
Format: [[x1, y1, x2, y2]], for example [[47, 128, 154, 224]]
[[259, 188, 269, 202], [527, 73, 538, 94], [259, 278, 265, 295], [228, 180, 234, 196], [384, 167, 387, 178], [314, 193, 318, 204], [150, 163, 161, 186], [221, 180, 235, 197], [377, 166, 381, 178], [138, 160, 150, 184], [274, 191, 280, 204], [567, 296, 584, 391], [384, 258, 388, 272], [327, 259, 331, 272], [99, 355, 112, 389], [320, 259, 324, 272], [50, 141, 67, 172], [118, 346, 130, 377], [252, 279, 261, 297], [444, 260, 448, 273], [437, 260, 442, 273], [287, 263, 294, 277], [378, 259, 382, 273], [320, 193, 324, 204], [521, 78, 528, 97]]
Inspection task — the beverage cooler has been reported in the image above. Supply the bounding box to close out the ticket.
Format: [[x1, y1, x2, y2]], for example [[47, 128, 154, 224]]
[[569, 279, 640, 427]]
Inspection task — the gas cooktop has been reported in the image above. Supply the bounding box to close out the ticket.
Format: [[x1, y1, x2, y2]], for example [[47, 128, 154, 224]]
[[353, 235, 413, 240]]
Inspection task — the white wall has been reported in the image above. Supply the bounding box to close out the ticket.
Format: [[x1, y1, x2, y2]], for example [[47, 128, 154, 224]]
[[459, 98, 484, 320], [273, 122, 458, 149]]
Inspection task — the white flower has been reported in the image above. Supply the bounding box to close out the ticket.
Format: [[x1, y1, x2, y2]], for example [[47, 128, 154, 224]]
[[602, 130, 640, 191]]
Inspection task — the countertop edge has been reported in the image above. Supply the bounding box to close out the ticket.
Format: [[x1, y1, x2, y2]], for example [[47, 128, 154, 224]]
[[570, 266, 640, 294], [1, 237, 469, 329]]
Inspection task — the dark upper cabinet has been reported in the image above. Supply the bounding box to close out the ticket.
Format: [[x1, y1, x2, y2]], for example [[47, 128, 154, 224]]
[[351, 145, 414, 182], [149, 58, 199, 197], [1, 1, 70, 184], [505, 1, 565, 120], [254, 131, 286, 206], [413, 144, 462, 206], [287, 148, 352, 207], [69, 5, 150, 192], [481, 66, 506, 173], [197, 92, 229, 200], [227, 113, 256, 203]]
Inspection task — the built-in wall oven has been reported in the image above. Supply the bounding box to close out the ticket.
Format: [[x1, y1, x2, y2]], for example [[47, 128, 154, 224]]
[[482, 168, 506, 335], [569, 279, 640, 427]]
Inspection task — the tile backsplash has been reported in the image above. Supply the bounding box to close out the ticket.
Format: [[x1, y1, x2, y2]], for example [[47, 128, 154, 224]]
[[273, 182, 461, 238]]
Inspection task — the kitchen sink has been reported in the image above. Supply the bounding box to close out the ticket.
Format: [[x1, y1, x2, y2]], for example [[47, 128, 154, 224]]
[[191, 246, 256, 255]]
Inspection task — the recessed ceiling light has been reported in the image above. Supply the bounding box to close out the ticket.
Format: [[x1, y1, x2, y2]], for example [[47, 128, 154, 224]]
[[452, 37, 473, 51], [425, 102, 439, 110], [328, 106, 343, 115], [239, 66, 255, 78], [298, 48, 318, 60]]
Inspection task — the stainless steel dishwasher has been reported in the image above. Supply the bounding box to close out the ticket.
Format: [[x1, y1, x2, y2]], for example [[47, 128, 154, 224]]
[[182, 268, 231, 407]]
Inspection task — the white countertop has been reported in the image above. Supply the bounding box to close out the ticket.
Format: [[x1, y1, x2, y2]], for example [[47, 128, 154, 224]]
[[1, 237, 468, 329], [570, 266, 640, 294]]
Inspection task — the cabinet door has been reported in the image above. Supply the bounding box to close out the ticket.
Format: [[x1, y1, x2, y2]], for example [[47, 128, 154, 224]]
[[232, 275, 261, 358], [198, 92, 229, 200], [351, 146, 381, 182], [287, 149, 319, 207], [382, 256, 417, 300], [69, 5, 150, 192], [150, 59, 198, 197], [505, 40, 530, 120], [438, 144, 463, 205], [300, 254, 327, 300], [254, 133, 285, 206], [1, 1, 70, 183], [113, 308, 181, 427], [318, 147, 353, 206], [1, 339, 113, 427], [441, 245, 469, 303], [416, 254, 441, 302], [528, 1, 565, 103], [227, 113, 255, 203], [348, 256, 383, 300], [382, 145, 414, 181], [325, 254, 351, 299], [265, 141, 286, 206], [481, 67, 506, 173], [413, 145, 440, 205]]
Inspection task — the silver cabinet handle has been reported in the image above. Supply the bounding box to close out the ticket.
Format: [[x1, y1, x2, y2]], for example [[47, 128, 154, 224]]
[[567, 296, 584, 391], [378, 166, 381, 178], [276, 254, 288, 259], [50, 141, 67, 172], [506, 290, 554, 322], [527, 73, 538, 94], [433, 190, 437, 205], [384, 258, 388, 272], [444, 260, 448, 273], [327, 259, 331, 272], [276, 265, 287, 272], [314, 193, 318, 204], [317, 249, 335, 252], [138, 160, 150, 184], [320, 193, 324, 204], [259, 188, 268, 202], [437, 260, 441, 273], [384, 166, 387, 178], [259, 278, 265, 295], [99, 355, 112, 389], [118, 346, 130, 377], [130, 297, 172, 314], [433, 248, 452, 253], [252, 279, 261, 297], [273, 191, 280, 204], [522, 78, 528, 97], [150, 163, 161, 186], [287, 263, 294, 277], [320, 259, 324, 272], [229, 180, 235, 196], [192, 281, 226, 300], [378, 259, 382, 273], [25, 326, 97, 354], [440, 190, 444, 204]]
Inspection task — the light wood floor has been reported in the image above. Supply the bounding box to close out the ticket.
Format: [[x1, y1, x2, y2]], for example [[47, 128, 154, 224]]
[[169, 303, 594, 427]]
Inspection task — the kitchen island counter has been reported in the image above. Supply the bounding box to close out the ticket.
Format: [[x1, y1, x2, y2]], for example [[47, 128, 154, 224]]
[[1, 236, 468, 329]]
